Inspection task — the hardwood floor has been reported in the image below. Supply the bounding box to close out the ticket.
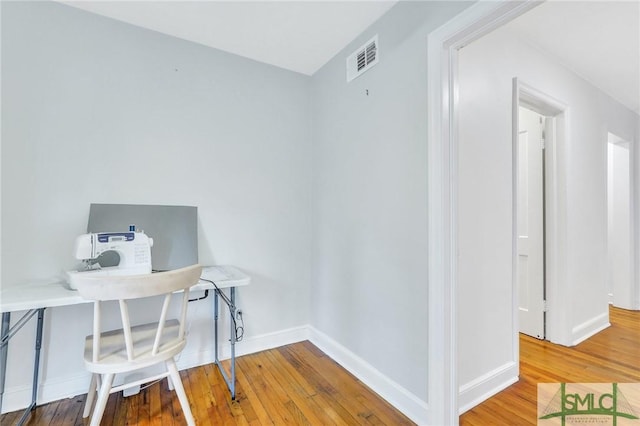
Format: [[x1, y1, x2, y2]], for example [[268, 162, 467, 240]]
[[460, 306, 640, 425], [3, 307, 637, 425], [0, 341, 414, 425]]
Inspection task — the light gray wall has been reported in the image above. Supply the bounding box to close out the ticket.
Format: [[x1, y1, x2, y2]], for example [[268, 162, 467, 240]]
[[2, 0, 312, 408], [637, 117, 640, 309], [310, 1, 471, 401], [457, 23, 639, 404], [636, 117, 640, 310]]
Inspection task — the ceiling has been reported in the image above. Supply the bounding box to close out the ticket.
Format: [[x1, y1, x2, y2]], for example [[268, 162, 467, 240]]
[[60, 1, 639, 114], [502, 1, 639, 114], [60, 1, 397, 76]]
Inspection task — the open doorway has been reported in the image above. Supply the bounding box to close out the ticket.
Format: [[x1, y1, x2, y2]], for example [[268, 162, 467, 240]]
[[607, 133, 633, 309], [516, 105, 546, 339], [427, 1, 638, 421], [452, 0, 634, 413], [514, 81, 568, 343]]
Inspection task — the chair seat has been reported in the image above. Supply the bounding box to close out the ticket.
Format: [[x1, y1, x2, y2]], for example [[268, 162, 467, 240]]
[[84, 319, 186, 375]]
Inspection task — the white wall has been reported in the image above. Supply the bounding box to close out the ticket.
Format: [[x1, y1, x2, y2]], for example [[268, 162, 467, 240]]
[[1, 2, 480, 420], [637, 118, 640, 309], [1, 1, 312, 410], [16, 0, 637, 422], [457, 25, 639, 410], [0, 0, 3, 308], [310, 1, 470, 406]]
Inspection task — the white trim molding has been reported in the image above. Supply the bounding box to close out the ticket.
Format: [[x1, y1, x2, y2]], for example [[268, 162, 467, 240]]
[[308, 326, 429, 425], [1, 325, 311, 414], [426, 1, 541, 422], [458, 361, 518, 415], [3, 325, 432, 425], [571, 312, 610, 346], [514, 79, 573, 346], [0, 374, 90, 416]]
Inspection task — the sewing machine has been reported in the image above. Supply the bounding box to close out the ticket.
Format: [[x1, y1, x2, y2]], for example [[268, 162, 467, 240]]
[[67, 231, 153, 290]]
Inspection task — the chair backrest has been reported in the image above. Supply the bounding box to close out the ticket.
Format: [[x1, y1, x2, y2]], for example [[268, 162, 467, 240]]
[[74, 264, 202, 362]]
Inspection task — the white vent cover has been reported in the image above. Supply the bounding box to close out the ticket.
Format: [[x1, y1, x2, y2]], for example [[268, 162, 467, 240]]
[[346, 35, 379, 82]]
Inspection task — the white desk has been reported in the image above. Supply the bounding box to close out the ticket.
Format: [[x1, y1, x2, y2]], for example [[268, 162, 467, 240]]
[[0, 265, 249, 424]]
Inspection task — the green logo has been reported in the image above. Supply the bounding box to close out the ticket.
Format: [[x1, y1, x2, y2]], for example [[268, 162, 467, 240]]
[[538, 383, 640, 425]]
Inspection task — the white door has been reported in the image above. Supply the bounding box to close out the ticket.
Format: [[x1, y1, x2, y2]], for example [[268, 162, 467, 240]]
[[517, 106, 545, 339]]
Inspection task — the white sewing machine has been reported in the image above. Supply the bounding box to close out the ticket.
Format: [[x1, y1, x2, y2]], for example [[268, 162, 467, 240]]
[[67, 231, 153, 290]]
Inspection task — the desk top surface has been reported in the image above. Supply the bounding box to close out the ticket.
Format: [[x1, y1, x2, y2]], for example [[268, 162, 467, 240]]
[[0, 265, 250, 313]]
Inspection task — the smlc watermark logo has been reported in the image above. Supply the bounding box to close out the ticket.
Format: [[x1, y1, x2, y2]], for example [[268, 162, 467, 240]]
[[538, 383, 640, 425]]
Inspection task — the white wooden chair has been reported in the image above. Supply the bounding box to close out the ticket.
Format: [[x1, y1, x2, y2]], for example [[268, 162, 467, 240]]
[[74, 264, 202, 426]]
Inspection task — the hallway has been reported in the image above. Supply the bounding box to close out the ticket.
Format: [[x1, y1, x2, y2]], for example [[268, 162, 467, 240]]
[[461, 306, 640, 425]]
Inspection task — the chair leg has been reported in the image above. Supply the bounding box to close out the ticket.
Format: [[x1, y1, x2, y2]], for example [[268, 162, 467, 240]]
[[166, 359, 195, 426], [83, 373, 98, 418], [90, 373, 114, 426]]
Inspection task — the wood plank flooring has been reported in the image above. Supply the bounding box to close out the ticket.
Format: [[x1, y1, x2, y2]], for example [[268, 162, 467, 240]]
[[460, 306, 640, 425], [3, 307, 637, 425], [1, 341, 414, 425]]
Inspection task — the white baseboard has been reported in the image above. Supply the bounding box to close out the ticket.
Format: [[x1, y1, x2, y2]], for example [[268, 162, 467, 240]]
[[1, 325, 310, 414], [4, 325, 428, 425], [458, 361, 518, 414], [571, 311, 610, 346], [1, 373, 91, 415], [176, 325, 310, 370], [308, 326, 430, 426]]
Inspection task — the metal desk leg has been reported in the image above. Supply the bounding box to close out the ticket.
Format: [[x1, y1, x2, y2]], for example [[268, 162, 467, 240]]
[[229, 287, 236, 399], [0, 312, 11, 414], [214, 289, 219, 367], [0, 308, 44, 425], [17, 308, 44, 426], [213, 287, 237, 400]]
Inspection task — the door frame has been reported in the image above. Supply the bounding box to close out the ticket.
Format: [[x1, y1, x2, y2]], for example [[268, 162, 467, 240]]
[[514, 79, 570, 346], [426, 1, 545, 423], [427, 0, 637, 422], [515, 96, 548, 341], [606, 132, 637, 310]]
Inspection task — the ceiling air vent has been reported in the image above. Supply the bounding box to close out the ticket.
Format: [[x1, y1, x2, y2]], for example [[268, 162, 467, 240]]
[[347, 35, 379, 82]]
